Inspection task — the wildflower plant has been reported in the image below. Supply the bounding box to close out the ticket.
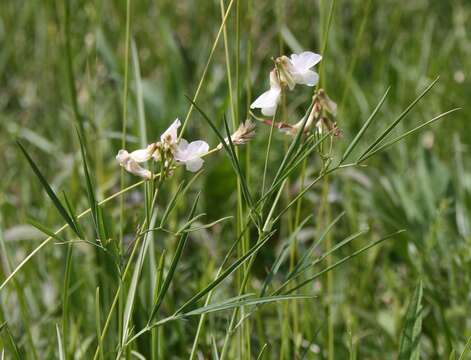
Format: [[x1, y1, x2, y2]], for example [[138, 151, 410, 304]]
[[0, 1, 464, 359]]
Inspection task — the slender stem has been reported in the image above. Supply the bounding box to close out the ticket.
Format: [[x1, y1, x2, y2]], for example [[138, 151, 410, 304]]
[[61, 242, 73, 359], [94, 178, 163, 359], [179, 0, 236, 137], [118, 0, 132, 344], [64, 0, 84, 137]]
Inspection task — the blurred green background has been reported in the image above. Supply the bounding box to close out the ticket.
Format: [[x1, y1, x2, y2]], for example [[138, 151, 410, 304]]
[[0, 0, 470, 358]]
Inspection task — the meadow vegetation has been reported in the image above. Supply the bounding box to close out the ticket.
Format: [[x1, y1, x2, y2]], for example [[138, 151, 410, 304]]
[[0, 0, 470, 359]]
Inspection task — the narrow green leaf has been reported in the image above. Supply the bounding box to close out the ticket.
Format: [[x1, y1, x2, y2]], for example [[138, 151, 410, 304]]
[[187, 98, 256, 216], [282, 230, 405, 294], [359, 108, 460, 162], [289, 211, 345, 279], [271, 100, 316, 186], [221, 113, 255, 211], [449, 350, 456, 360], [56, 324, 65, 360], [131, 39, 147, 148], [62, 192, 83, 238], [95, 287, 104, 360], [64, 0, 84, 136], [121, 213, 157, 346], [76, 129, 107, 241], [17, 141, 81, 237], [341, 86, 390, 162], [255, 131, 330, 210], [159, 182, 184, 227], [256, 344, 268, 360], [149, 193, 201, 321], [358, 77, 439, 160], [292, 228, 370, 280], [176, 230, 275, 314], [458, 334, 471, 360], [211, 336, 220, 360], [61, 242, 73, 357], [184, 216, 233, 232], [398, 281, 423, 360], [27, 218, 67, 243], [261, 215, 313, 296], [181, 294, 313, 317], [0, 323, 21, 360]]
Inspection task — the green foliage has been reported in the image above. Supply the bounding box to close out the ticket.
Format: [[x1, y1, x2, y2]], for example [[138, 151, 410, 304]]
[[398, 281, 423, 360], [0, 0, 469, 359]]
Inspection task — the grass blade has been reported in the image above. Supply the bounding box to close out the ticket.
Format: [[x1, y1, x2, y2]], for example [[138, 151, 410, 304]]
[[260, 215, 313, 296], [148, 193, 201, 321], [187, 99, 250, 200], [17, 141, 81, 238], [0, 177, 153, 292], [398, 281, 423, 360], [289, 211, 345, 279], [358, 77, 440, 160], [359, 108, 460, 162], [341, 86, 390, 162], [0, 323, 21, 360], [282, 230, 405, 294], [175, 230, 275, 314], [459, 334, 471, 360], [131, 39, 147, 148], [77, 129, 107, 241], [56, 324, 65, 360], [181, 294, 313, 317], [121, 213, 157, 347], [95, 287, 104, 360]]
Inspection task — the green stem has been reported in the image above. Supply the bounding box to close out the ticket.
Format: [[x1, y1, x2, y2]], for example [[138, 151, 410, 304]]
[[118, 0, 132, 344]]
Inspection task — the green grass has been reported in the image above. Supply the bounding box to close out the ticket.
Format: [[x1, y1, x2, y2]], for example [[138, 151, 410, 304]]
[[0, 0, 470, 359]]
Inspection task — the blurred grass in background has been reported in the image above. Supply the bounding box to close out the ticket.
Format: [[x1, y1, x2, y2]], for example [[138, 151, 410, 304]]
[[0, 0, 470, 358]]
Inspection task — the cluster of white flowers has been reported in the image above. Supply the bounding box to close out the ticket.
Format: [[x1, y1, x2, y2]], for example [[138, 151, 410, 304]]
[[117, 119, 209, 179], [117, 118, 257, 179], [250, 51, 322, 116]]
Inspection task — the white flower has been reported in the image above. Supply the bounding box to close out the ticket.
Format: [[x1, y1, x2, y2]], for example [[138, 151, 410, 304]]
[[288, 51, 322, 86], [160, 118, 180, 147], [174, 139, 209, 172], [116, 149, 152, 179], [277, 51, 322, 89], [250, 70, 281, 116], [128, 143, 156, 162], [152, 118, 181, 161]]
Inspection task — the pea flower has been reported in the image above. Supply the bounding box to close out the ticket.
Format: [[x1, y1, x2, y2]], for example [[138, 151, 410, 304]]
[[277, 51, 322, 89], [174, 139, 209, 172], [116, 148, 153, 179], [154, 118, 181, 160], [250, 51, 322, 117], [250, 70, 281, 116]]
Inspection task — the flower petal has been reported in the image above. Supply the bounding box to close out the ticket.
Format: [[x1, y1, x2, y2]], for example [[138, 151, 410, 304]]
[[175, 139, 209, 162], [290, 52, 322, 72], [261, 104, 278, 116], [250, 88, 281, 109], [116, 150, 152, 179], [116, 149, 130, 163], [176, 138, 189, 152], [126, 161, 152, 179], [185, 158, 204, 172], [129, 145, 153, 163], [293, 70, 319, 87], [186, 140, 209, 157], [269, 69, 281, 90], [160, 118, 181, 143]]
